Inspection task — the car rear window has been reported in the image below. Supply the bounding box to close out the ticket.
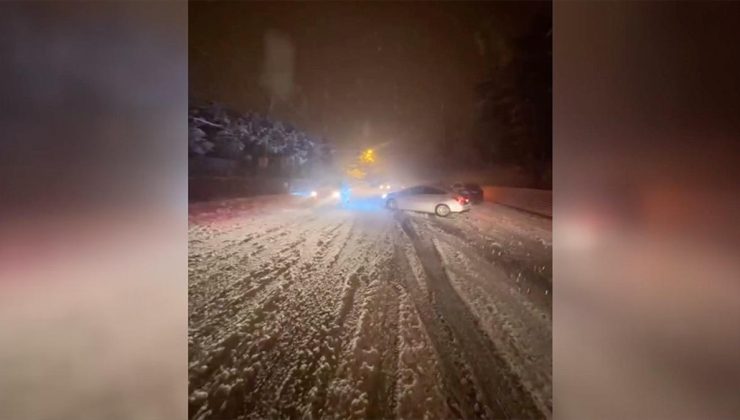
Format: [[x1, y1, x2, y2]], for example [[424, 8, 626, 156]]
[[425, 187, 448, 194]]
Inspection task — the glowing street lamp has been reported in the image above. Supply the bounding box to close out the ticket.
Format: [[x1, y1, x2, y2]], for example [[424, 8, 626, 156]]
[[360, 148, 376, 164]]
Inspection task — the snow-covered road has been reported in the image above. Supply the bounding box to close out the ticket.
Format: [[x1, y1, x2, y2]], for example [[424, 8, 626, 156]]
[[189, 198, 551, 419]]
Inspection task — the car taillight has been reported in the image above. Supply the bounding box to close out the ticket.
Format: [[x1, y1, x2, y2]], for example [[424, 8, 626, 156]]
[[456, 196, 468, 204]]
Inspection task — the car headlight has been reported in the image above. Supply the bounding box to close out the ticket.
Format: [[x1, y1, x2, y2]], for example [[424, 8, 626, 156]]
[[381, 193, 388, 199], [331, 190, 340, 198], [310, 190, 318, 197]]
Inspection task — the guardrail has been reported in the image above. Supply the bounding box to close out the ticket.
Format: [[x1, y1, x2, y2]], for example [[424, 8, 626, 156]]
[[481, 186, 552, 218]]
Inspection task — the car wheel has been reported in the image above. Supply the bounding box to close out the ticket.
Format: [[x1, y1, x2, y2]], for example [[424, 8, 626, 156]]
[[386, 198, 397, 210], [435, 204, 451, 217]]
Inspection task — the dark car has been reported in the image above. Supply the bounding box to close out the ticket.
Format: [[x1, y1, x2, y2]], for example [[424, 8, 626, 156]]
[[451, 182, 484, 204]]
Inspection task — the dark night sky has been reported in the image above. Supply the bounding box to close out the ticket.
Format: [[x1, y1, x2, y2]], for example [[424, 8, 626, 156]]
[[189, 1, 548, 166]]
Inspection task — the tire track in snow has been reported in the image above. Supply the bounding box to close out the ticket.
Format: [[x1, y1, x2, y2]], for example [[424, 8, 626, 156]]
[[189, 211, 319, 283], [191, 211, 329, 317], [275, 218, 391, 418], [392, 277, 452, 420], [207, 212, 360, 418], [189, 212, 350, 419], [190, 203, 551, 419], [365, 267, 402, 420], [396, 212, 544, 419], [330, 242, 400, 420], [435, 239, 552, 415], [421, 214, 552, 312], [189, 234, 305, 344], [391, 225, 487, 419], [421, 218, 551, 323], [314, 219, 400, 419]]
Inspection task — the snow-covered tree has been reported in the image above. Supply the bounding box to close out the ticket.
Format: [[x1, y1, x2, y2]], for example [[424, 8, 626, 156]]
[[188, 126, 213, 156], [188, 99, 330, 173]]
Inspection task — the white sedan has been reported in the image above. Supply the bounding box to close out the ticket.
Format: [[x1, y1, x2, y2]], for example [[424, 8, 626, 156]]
[[385, 185, 470, 217]]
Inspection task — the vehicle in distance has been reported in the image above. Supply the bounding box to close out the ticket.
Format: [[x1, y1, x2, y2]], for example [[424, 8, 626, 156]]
[[288, 179, 340, 200], [385, 185, 470, 217], [451, 182, 484, 204], [344, 179, 397, 200]]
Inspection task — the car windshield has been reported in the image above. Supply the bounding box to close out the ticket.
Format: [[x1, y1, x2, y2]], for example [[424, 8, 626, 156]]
[[465, 183, 480, 189]]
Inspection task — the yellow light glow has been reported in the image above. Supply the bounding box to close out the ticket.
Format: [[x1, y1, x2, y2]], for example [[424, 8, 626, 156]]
[[360, 148, 376, 164], [347, 167, 366, 179]]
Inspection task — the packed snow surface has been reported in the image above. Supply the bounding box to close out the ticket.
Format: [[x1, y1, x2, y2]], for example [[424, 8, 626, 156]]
[[189, 199, 551, 419]]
